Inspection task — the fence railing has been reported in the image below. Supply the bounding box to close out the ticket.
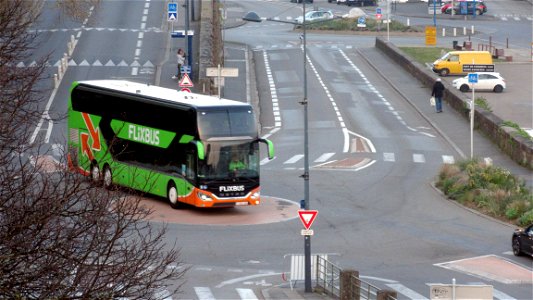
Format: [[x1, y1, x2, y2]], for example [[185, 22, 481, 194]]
[[315, 256, 397, 300]]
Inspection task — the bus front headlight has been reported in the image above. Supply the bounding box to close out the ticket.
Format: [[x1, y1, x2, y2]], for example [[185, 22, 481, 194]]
[[251, 191, 260, 200], [197, 191, 213, 202]]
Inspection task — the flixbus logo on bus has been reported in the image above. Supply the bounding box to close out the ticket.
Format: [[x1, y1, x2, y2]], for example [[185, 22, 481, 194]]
[[219, 185, 245, 192], [110, 120, 176, 148]]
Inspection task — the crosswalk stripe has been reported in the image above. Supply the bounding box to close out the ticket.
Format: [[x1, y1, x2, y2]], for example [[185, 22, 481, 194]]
[[442, 155, 454, 164], [314, 152, 335, 163], [236, 288, 258, 300], [413, 153, 425, 163], [383, 152, 395, 162], [387, 283, 428, 300], [194, 287, 215, 300], [284, 154, 304, 164]]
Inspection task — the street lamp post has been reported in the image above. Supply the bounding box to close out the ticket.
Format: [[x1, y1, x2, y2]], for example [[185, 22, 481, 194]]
[[301, 3, 312, 293], [244, 3, 312, 292]]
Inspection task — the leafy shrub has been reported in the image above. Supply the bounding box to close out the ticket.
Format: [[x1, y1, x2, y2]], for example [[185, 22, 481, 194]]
[[519, 209, 533, 226], [436, 159, 532, 225]]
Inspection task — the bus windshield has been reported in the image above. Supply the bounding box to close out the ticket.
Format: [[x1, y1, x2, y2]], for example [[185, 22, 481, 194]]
[[198, 108, 257, 139], [198, 140, 259, 180]]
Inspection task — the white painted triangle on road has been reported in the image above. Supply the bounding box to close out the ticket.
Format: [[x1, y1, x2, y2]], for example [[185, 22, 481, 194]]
[[93, 59, 103, 66], [104, 60, 115, 66], [143, 60, 154, 67], [79, 59, 90, 66], [117, 60, 128, 66], [68, 59, 77, 66]]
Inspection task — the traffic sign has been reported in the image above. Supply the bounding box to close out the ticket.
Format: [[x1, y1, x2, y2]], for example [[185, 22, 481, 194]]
[[206, 67, 239, 77], [462, 64, 495, 72], [181, 65, 191, 74], [168, 3, 177, 13], [180, 88, 191, 93], [298, 210, 318, 230], [468, 73, 478, 84], [376, 8, 382, 15], [179, 73, 194, 87], [357, 16, 366, 28], [168, 12, 177, 21], [301, 229, 314, 236]]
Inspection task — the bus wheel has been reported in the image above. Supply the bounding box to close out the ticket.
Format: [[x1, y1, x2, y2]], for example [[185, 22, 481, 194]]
[[167, 183, 182, 209], [103, 166, 113, 189], [90, 163, 101, 184], [439, 69, 449, 76]]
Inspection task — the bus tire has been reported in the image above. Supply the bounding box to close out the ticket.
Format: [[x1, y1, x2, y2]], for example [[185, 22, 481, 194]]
[[167, 182, 182, 209], [439, 69, 449, 76], [90, 163, 101, 184], [103, 165, 113, 189]]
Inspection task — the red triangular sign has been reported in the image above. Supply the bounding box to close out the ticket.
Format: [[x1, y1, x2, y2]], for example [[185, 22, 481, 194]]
[[179, 73, 194, 87], [298, 210, 318, 230]]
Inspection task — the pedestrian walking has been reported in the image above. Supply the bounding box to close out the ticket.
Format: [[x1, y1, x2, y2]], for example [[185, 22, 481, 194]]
[[431, 78, 445, 113], [172, 48, 186, 80]]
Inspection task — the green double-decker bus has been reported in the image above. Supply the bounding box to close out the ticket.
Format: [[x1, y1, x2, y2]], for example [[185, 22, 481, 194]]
[[67, 80, 274, 208]]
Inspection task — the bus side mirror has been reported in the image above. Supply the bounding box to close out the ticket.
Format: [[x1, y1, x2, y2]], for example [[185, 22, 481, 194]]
[[190, 141, 205, 160], [259, 138, 274, 160]]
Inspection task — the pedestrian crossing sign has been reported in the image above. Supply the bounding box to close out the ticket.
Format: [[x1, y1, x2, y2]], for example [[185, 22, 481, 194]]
[[179, 73, 194, 87]]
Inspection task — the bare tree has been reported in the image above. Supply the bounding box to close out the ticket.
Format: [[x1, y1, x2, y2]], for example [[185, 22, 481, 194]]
[[0, 1, 186, 299]]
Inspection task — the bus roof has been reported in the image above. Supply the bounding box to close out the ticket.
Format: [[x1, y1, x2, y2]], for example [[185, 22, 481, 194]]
[[75, 80, 250, 109]]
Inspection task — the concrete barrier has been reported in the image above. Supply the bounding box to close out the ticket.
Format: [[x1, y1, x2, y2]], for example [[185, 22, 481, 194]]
[[375, 37, 532, 169]]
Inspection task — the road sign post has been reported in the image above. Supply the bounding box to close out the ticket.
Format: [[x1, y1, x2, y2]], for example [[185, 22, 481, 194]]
[[206, 65, 239, 99], [467, 72, 478, 159]]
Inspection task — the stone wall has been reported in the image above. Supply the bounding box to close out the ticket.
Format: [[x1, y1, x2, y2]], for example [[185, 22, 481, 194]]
[[375, 37, 533, 169], [198, 0, 223, 95]]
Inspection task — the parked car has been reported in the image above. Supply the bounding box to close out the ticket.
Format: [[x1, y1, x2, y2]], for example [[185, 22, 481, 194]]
[[441, 0, 487, 15], [452, 72, 506, 93], [512, 224, 533, 257], [291, 0, 313, 3], [295, 10, 334, 24]]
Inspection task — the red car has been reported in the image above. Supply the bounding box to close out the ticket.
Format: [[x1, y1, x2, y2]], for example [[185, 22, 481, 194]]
[[441, 0, 487, 15]]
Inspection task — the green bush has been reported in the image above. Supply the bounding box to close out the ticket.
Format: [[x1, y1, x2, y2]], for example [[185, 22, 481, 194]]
[[519, 209, 533, 226], [436, 159, 533, 225]]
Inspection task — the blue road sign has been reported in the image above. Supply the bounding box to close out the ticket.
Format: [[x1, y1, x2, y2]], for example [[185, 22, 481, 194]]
[[468, 73, 478, 84], [168, 12, 177, 21], [358, 16, 366, 24], [376, 8, 382, 15], [168, 3, 177, 13], [181, 65, 191, 74]]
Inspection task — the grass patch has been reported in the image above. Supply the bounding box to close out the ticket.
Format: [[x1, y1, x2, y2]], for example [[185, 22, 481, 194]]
[[301, 18, 418, 33], [436, 158, 533, 226], [399, 47, 452, 65]]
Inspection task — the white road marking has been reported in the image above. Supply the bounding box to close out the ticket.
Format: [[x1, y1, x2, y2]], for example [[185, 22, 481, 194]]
[[284, 154, 304, 164], [413, 153, 425, 163], [315, 152, 335, 163], [442, 155, 455, 164], [383, 152, 395, 162], [236, 288, 258, 300], [194, 287, 215, 300], [386, 283, 428, 300]]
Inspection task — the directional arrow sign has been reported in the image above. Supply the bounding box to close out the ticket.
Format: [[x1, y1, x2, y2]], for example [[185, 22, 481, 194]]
[[298, 210, 318, 230]]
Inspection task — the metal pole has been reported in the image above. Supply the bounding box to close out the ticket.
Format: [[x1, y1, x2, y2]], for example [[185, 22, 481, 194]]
[[302, 0, 311, 294], [185, 0, 191, 67], [470, 85, 475, 159]]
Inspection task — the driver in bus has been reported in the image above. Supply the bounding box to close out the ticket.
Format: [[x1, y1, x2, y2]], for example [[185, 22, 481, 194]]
[[229, 153, 246, 173]]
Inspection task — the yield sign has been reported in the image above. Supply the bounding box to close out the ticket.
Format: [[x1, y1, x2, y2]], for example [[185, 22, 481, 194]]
[[179, 73, 194, 87], [298, 210, 318, 230]]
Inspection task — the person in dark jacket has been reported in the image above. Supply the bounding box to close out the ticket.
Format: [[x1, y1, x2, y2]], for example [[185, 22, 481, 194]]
[[431, 78, 445, 113]]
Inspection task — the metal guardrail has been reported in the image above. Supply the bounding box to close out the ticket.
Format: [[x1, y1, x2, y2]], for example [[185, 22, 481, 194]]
[[315, 256, 397, 300]]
